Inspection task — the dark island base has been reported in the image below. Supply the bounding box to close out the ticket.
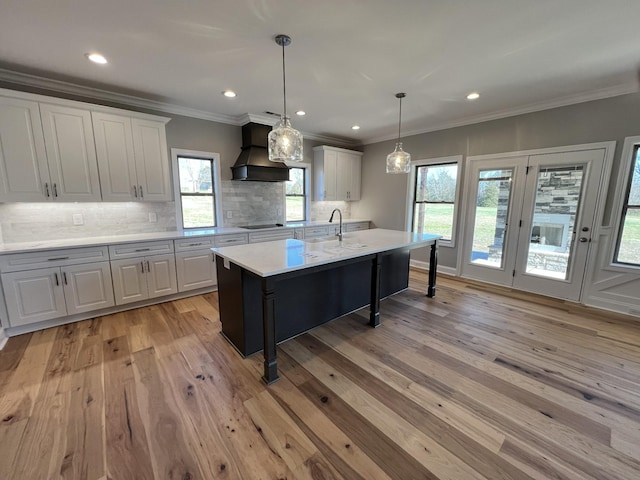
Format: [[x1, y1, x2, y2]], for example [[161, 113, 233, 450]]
[[217, 249, 411, 357]]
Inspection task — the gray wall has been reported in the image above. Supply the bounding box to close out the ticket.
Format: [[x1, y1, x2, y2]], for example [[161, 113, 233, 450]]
[[353, 92, 640, 268]]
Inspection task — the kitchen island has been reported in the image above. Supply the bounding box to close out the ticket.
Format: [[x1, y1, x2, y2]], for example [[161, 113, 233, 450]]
[[213, 228, 440, 384]]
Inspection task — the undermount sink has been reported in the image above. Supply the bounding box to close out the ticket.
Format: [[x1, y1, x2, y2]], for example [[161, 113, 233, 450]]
[[303, 236, 338, 243]]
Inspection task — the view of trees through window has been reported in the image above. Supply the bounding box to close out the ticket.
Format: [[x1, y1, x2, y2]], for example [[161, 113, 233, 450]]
[[615, 146, 640, 265], [178, 156, 216, 228], [412, 163, 457, 240], [286, 167, 306, 222]]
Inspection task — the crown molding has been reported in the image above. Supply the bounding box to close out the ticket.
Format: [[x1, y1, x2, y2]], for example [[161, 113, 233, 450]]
[[0, 67, 239, 124], [0, 67, 363, 148], [363, 82, 640, 144]]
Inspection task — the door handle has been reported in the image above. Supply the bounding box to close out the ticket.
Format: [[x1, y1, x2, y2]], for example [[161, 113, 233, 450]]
[[582, 227, 590, 232], [63, 272, 68, 285], [53, 183, 58, 197], [146, 260, 150, 273], [140, 261, 144, 273], [579, 237, 589, 243], [139, 185, 144, 198], [54, 272, 59, 286], [45, 182, 50, 197], [133, 185, 138, 198]]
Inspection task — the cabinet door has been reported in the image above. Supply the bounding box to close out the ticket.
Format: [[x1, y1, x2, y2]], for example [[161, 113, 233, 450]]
[[175, 250, 217, 292], [40, 104, 101, 201], [131, 118, 171, 201], [315, 149, 338, 201], [146, 253, 177, 298], [347, 154, 361, 201], [62, 261, 115, 314], [1, 267, 66, 326], [111, 258, 148, 305], [336, 152, 361, 201], [0, 97, 50, 202], [92, 112, 138, 201]]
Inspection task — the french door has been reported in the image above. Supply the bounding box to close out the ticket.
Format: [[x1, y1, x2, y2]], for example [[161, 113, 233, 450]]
[[461, 148, 606, 301]]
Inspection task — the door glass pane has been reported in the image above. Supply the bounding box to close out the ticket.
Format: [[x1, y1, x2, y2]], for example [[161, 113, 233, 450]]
[[471, 169, 513, 267], [525, 166, 584, 279]]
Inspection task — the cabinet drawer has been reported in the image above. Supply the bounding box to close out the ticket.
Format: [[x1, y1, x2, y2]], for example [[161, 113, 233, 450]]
[[0, 246, 109, 273], [214, 233, 248, 247], [174, 236, 216, 252], [249, 230, 295, 244], [303, 226, 330, 239], [345, 221, 369, 232], [108, 240, 174, 259]]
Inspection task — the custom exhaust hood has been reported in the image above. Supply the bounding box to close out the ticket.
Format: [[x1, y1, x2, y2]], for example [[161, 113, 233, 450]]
[[231, 123, 290, 182]]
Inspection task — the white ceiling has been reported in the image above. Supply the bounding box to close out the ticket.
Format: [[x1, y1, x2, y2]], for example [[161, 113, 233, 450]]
[[1, 0, 639, 145]]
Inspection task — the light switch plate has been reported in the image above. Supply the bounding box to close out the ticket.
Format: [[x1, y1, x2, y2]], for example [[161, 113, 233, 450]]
[[72, 213, 83, 225], [226, 211, 233, 219], [149, 212, 157, 223]]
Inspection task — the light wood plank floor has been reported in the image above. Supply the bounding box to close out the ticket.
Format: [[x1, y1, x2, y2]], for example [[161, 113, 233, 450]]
[[2, 271, 640, 479]]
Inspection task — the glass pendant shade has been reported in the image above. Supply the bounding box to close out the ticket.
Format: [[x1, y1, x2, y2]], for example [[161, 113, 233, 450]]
[[268, 115, 303, 162], [386, 92, 411, 174], [386, 142, 411, 173], [268, 34, 303, 163]]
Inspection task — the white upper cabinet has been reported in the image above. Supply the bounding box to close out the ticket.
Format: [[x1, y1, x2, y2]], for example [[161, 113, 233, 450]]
[[0, 88, 172, 203], [40, 103, 102, 201], [93, 113, 171, 202], [313, 146, 362, 201], [0, 97, 50, 202], [131, 118, 171, 201]]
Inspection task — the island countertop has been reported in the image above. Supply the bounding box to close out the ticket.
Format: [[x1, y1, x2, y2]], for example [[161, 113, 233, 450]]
[[212, 228, 441, 277]]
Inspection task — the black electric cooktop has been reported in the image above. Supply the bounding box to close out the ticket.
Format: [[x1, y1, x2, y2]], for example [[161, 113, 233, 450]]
[[239, 223, 284, 230]]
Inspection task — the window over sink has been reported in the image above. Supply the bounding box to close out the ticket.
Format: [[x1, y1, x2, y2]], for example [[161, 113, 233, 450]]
[[285, 164, 309, 222], [171, 149, 222, 230]]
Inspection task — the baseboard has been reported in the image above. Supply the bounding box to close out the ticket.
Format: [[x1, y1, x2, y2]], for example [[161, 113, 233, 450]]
[[410, 259, 458, 277], [0, 328, 8, 350]]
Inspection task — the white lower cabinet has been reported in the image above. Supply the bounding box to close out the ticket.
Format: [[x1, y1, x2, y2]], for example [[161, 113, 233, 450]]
[[111, 253, 177, 305], [1, 261, 114, 327], [175, 250, 217, 292]]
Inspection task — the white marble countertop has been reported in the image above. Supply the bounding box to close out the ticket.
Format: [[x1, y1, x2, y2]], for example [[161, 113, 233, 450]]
[[213, 228, 440, 277], [0, 219, 370, 254]]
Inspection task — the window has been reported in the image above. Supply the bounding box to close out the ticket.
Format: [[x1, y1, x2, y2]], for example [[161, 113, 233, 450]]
[[614, 144, 640, 265], [410, 157, 461, 245], [286, 166, 306, 222], [171, 149, 221, 230]]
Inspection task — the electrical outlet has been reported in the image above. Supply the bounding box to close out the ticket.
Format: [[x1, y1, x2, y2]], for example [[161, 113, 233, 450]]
[[72, 213, 84, 226], [277, 207, 282, 216], [148, 212, 157, 223], [226, 210, 233, 219]]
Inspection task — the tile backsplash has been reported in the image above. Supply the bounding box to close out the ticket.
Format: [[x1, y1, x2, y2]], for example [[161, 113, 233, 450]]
[[0, 181, 353, 243], [0, 202, 177, 243]]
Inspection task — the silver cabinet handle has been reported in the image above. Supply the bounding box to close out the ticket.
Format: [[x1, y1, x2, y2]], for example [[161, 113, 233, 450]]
[[188, 242, 204, 247], [53, 183, 58, 197], [47, 256, 69, 261], [45, 182, 50, 197], [54, 272, 59, 286], [211, 252, 215, 262], [146, 260, 150, 273], [140, 261, 144, 273], [133, 185, 138, 198], [139, 185, 144, 198], [63, 272, 68, 285], [135, 248, 151, 252]]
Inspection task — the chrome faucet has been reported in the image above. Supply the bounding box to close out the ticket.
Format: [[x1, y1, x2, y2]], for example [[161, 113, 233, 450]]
[[329, 208, 343, 242]]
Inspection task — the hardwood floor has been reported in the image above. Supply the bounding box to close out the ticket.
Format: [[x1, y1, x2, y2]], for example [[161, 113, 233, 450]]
[[2, 271, 640, 479]]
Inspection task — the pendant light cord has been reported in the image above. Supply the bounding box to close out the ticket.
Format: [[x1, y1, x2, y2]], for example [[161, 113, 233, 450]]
[[398, 96, 402, 140], [281, 42, 287, 118]]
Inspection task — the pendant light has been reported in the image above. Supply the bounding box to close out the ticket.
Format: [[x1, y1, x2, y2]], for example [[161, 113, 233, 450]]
[[386, 92, 411, 174], [268, 34, 303, 163]]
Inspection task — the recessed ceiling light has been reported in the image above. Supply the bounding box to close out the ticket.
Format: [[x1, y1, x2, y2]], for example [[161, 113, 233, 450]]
[[85, 53, 107, 64], [223, 90, 237, 98], [466, 92, 480, 100], [351, 125, 360, 130], [296, 110, 306, 116]]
